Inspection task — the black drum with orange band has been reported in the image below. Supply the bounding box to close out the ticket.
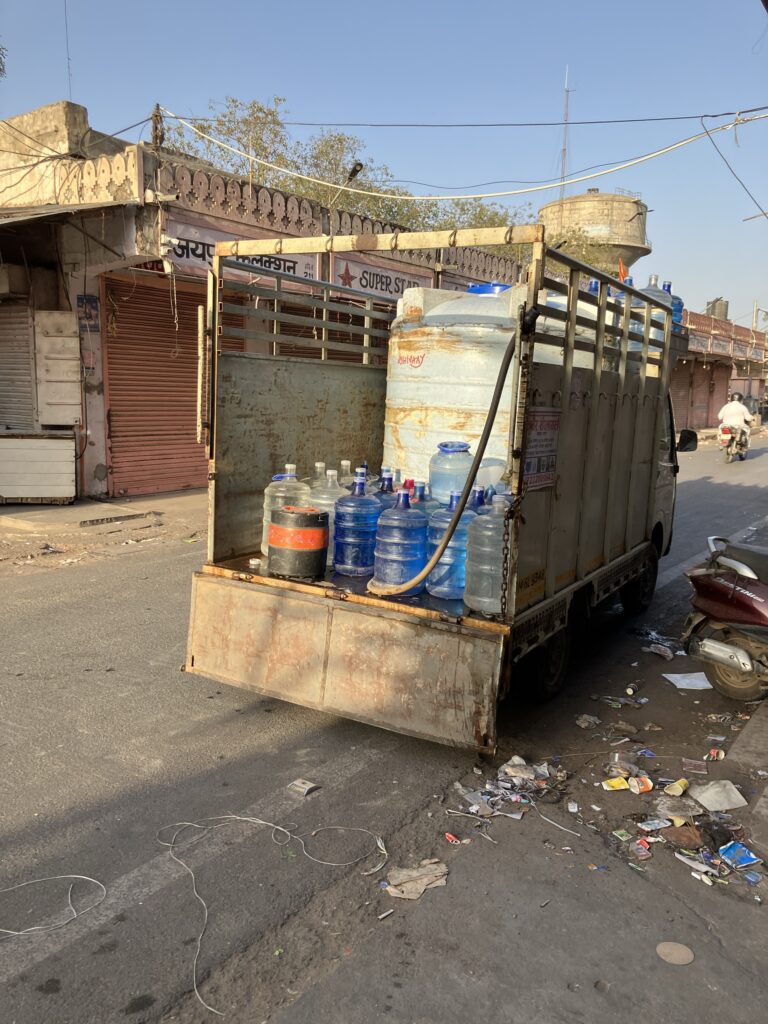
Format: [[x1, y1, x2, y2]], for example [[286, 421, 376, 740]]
[[267, 506, 329, 580]]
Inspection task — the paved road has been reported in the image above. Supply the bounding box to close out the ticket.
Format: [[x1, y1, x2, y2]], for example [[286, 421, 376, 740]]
[[1, 438, 766, 1024]]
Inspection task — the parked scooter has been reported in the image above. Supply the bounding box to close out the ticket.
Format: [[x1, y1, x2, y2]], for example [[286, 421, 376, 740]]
[[717, 423, 749, 463], [683, 537, 768, 700]]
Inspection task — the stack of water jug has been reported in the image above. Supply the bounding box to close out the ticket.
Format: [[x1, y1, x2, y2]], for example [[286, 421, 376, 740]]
[[261, 441, 511, 614]]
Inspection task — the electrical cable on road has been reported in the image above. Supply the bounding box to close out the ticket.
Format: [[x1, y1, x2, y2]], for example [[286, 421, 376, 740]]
[[164, 108, 768, 203]]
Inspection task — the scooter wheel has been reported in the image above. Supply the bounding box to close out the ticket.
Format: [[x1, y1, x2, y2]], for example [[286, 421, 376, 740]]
[[738, 452, 747, 461], [699, 628, 766, 701], [723, 448, 733, 464]]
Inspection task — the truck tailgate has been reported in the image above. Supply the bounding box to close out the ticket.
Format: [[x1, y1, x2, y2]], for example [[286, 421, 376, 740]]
[[185, 571, 504, 751]]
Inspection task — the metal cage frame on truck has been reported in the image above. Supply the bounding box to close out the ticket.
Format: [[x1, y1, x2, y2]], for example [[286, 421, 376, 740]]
[[185, 224, 682, 751]]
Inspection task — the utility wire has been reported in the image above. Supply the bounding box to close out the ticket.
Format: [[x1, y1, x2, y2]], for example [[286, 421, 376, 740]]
[[700, 115, 768, 222], [168, 103, 768, 130], [165, 108, 768, 203]]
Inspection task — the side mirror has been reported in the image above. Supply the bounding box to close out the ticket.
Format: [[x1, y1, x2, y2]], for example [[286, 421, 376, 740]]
[[677, 428, 698, 453]]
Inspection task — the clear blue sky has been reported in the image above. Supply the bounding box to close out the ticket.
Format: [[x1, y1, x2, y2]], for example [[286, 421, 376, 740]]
[[2, 0, 767, 322]]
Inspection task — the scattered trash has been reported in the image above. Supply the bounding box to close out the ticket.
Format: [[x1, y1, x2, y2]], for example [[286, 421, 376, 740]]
[[706, 712, 733, 723], [688, 780, 748, 813], [625, 681, 643, 696], [665, 825, 705, 849], [655, 794, 701, 820], [636, 748, 656, 758], [603, 777, 630, 791], [472, 766, 483, 776], [588, 863, 608, 872], [743, 871, 764, 886], [704, 747, 725, 761], [681, 758, 708, 776], [663, 779, 689, 797], [540, 899, 551, 908], [662, 672, 713, 691], [691, 871, 714, 886], [613, 829, 633, 842], [377, 908, 394, 920], [604, 752, 638, 778], [675, 850, 718, 874], [656, 942, 695, 966], [644, 722, 664, 732], [707, 734, 727, 745], [630, 838, 653, 860], [644, 643, 675, 660], [627, 862, 646, 873], [638, 818, 672, 832], [628, 776, 654, 795], [288, 778, 321, 797], [614, 720, 639, 735], [576, 714, 601, 729], [719, 842, 762, 871], [445, 833, 461, 845], [385, 860, 448, 900], [567, 801, 579, 814]]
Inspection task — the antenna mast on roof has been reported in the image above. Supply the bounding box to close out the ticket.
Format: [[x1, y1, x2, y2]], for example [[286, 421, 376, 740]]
[[559, 66, 572, 204]]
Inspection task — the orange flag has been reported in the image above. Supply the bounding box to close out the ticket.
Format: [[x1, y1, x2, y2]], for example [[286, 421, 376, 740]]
[[617, 258, 628, 283]]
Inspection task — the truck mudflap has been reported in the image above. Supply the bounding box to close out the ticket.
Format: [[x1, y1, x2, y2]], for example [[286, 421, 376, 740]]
[[185, 571, 505, 751]]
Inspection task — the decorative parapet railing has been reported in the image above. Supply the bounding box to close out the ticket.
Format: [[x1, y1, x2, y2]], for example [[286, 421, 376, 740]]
[[54, 148, 143, 205]]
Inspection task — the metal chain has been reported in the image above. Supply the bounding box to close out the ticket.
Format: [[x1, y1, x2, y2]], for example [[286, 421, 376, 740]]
[[500, 501, 516, 621]]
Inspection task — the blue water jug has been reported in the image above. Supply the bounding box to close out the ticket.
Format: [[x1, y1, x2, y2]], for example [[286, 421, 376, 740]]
[[412, 480, 440, 515], [467, 484, 490, 515], [662, 280, 684, 324], [426, 490, 477, 600], [333, 477, 383, 577], [374, 469, 397, 509], [372, 491, 428, 596], [429, 441, 474, 505]]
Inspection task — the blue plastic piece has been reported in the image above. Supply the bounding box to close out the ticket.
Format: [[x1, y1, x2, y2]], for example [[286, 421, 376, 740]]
[[372, 491, 428, 596], [411, 480, 440, 515], [466, 281, 511, 295], [663, 280, 684, 324], [426, 490, 477, 600], [333, 478, 383, 577], [467, 484, 490, 515]]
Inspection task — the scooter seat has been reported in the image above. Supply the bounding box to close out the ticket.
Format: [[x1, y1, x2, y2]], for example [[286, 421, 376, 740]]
[[723, 543, 768, 584]]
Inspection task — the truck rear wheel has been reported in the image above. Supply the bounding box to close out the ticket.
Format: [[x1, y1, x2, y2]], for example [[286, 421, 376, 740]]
[[518, 626, 572, 702], [620, 546, 658, 616]]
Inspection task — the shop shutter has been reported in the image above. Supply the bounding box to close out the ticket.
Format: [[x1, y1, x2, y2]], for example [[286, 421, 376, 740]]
[[0, 303, 35, 431], [669, 364, 691, 430], [690, 363, 711, 431], [103, 278, 202, 495], [709, 364, 731, 427]]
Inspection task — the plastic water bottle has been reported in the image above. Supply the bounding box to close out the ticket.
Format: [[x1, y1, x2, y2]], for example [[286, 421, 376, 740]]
[[375, 469, 397, 509], [467, 484, 490, 515], [426, 490, 477, 600], [429, 441, 474, 505], [303, 461, 326, 489], [412, 480, 439, 515], [261, 464, 311, 555], [372, 491, 428, 596], [333, 476, 383, 577], [310, 469, 348, 566], [339, 460, 354, 487], [662, 280, 684, 324], [464, 496, 508, 614]]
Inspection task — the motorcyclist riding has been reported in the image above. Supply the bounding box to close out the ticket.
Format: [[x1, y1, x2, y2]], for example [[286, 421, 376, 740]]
[[717, 391, 753, 444]]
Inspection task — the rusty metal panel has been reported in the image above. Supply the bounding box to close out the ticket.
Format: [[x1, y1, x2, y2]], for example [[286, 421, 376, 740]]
[[212, 352, 386, 561], [186, 573, 501, 751]]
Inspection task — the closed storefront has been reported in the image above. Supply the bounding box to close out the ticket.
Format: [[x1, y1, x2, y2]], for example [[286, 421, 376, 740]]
[[708, 363, 731, 426], [0, 303, 35, 431], [669, 362, 692, 430], [689, 363, 711, 430], [102, 275, 210, 496]]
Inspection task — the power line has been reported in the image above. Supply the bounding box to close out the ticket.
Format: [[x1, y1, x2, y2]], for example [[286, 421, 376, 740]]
[[165, 103, 768, 131], [164, 108, 768, 203], [700, 115, 768, 222]]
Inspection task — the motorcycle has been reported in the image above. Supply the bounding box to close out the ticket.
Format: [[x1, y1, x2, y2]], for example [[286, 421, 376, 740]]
[[717, 423, 749, 463], [683, 537, 768, 701]]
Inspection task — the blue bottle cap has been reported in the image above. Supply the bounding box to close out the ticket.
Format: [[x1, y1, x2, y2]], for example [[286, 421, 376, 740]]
[[437, 441, 471, 453], [448, 490, 462, 510], [395, 490, 411, 509], [466, 281, 511, 295]]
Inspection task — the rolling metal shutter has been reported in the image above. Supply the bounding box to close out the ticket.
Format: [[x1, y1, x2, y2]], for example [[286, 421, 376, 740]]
[[103, 278, 209, 496], [690, 363, 711, 430], [709, 364, 731, 426], [669, 363, 691, 430], [0, 303, 35, 431]]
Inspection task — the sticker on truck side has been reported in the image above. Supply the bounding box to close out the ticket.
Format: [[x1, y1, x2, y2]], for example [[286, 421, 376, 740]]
[[524, 408, 561, 489]]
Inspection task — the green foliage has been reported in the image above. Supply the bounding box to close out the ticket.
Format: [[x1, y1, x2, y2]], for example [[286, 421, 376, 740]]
[[166, 96, 531, 235]]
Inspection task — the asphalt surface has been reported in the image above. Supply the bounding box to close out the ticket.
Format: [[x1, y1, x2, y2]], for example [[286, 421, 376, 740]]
[[1, 436, 767, 1024]]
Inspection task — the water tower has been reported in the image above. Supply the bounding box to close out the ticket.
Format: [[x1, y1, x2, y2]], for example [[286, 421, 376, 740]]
[[538, 188, 652, 270]]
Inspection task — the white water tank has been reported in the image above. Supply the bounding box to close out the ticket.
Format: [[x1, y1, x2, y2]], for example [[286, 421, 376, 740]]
[[382, 287, 526, 483]]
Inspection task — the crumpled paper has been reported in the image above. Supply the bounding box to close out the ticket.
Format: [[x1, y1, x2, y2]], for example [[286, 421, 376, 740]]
[[384, 859, 448, 900]]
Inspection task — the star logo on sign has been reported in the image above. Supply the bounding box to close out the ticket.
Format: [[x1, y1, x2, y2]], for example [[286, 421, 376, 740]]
[[338, 262, 357, 287]]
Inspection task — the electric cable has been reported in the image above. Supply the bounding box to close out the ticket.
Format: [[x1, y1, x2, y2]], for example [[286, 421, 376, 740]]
[[700, 115, 768, 222], [169, 102, 768, 130], [164, 108, 768, 203]]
